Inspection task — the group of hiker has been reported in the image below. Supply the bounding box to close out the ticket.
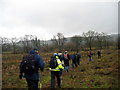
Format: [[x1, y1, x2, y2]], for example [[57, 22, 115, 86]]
[[19, 49, 101, 89]]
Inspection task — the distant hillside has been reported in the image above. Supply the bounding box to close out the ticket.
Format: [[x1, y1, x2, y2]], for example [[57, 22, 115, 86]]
[[109, 34, 118, 41]]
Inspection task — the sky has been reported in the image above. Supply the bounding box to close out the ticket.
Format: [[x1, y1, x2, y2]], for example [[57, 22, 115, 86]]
[[0, 0, 119, 40]]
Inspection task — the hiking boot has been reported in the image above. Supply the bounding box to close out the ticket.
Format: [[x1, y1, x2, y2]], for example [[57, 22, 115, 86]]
[[67, 70, 68, 72], [58, 85, 61, 88]]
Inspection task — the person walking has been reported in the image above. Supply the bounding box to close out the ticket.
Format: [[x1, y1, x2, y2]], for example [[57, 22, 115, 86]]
[[63, 51, 70, 72], [58, 51, 63, 62], [97, 49, 101, 59], [49, 53, 64, 88], [71, 52, 77, 68], [19, 49, 44, 90], [87, 50, 93, 61], [76, 51, 81, 65]]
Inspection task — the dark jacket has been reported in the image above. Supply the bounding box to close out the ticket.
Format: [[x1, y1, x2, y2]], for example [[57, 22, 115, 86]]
[[20, 50, 44, 80], [97, 51, 101, 56], [63, 54, 70, 66], [71, 54, 77, 63]]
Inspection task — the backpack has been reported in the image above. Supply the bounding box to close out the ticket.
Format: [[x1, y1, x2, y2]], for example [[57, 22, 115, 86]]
[[71, 54, 76, 60], [58, 53, 63, 62], [49, 56, 58, 69], [64, 54, 68, 60], [21, 54, 38, 75], [76, 53, 81, 59], [88, 51, 92, 57]]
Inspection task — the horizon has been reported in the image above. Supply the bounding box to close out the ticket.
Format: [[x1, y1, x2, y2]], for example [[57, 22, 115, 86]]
[[0, 32, 118, 41]]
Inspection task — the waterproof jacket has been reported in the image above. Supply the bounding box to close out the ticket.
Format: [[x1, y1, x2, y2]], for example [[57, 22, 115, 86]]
[[20, 50, 44, 80], [49, 56, 64, 71], [71, 54, 77, 63]]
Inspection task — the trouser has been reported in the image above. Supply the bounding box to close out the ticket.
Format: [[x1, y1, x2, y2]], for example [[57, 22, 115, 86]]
[[64, 60, 69, 72], [72, 60, 77, 68], [64, 66, 69, 72], [51, 71, 61, 88], [77, 58, 80, 65], [72, 62, 77, 68], [88, 56, 92, 61], [26, 78, 38, 90], [98, 55, 101, 59]]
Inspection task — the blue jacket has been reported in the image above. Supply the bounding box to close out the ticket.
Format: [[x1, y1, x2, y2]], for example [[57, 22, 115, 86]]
[[71, 54, 77, 63], [20, 50, 44, 80]]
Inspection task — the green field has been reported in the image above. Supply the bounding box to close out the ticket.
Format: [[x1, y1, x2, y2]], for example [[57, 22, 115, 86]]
[[2, 48, 119, 88]]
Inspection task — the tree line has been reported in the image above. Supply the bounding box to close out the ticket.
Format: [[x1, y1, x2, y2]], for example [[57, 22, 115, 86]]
[[0, 30, 118, 54]]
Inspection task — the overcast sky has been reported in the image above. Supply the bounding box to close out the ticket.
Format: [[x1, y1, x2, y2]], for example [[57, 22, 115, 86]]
[[0, 0, 118, 40]]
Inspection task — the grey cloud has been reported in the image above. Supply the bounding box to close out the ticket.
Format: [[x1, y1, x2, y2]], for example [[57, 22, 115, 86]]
[[0, 0, 118, 39]]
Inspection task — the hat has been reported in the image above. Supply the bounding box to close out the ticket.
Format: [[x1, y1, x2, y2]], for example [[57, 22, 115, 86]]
[[65, 51, 67, 53], [53, 53, 58, 56], [29, 50, 36, 54]]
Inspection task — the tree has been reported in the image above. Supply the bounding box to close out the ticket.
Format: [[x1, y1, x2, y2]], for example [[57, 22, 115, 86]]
[[31, 36, 41, 49], [83, 30, 96, 50], [71, 35, 82, 51], [95, 32, 105, 49], [10, 37, 19, 54], [0, 37, 11, 52], [102, 33, 111, 48], [51, 33, 66, 50], [21, 35, 34, 53]]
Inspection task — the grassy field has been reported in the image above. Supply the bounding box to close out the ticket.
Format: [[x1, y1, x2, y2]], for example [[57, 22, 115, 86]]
[[2, 48, 119, 88]]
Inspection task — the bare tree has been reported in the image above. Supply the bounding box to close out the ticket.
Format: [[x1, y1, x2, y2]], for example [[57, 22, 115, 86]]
[[71, 35, 82, 51], [83, 30, 96, 50], [10, 37, 18, 54], [31, 36, 41, 49], [101, 33, 111, 48], [95, 32, 105, 49], [51, 33, 66, 50], [0, 37, 10, 52], [21, 35, 34, 53]]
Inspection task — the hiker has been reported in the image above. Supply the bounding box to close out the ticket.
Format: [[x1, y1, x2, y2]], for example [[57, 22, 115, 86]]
[[97, 49, 101, 59], [49, 53, 64, 88], [58, 51, 63, 62], [63, 51, 70, 72], [76, 51, 81, 65], [71, 52, 77, 68], [19, 49, 44, 89], [87, 50, 93, 61], [58, 51, 64, 75]]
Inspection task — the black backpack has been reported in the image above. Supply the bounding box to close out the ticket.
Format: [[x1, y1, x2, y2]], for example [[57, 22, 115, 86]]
[[49, 56, 58, 69], [76, 53, 81, 59], [21, 54, 38, 75]]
